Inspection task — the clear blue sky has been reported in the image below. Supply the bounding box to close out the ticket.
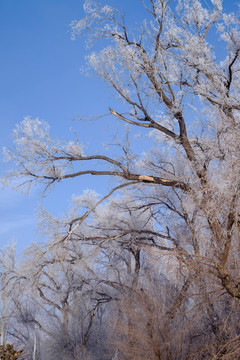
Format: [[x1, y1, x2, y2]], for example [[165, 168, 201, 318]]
[[0, 0, 236, 254], [0, 0, 145, 253]]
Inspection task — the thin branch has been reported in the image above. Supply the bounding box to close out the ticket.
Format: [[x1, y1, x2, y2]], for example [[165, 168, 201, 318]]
[[110, 108, 179, 140]]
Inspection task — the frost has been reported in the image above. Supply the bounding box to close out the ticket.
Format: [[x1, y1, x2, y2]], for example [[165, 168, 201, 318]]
[[65, 141, 85, 156], [13, 116, 49, 141], [72, 189, 100, 208], [3, 1, 240, 354], [101, 5, 114, 16], [222, 13, 235, 26], [1, 117, 89, 192], [2, 147, 13, 162], [211, 0, 222, 11], [44, 165, 65, 179]]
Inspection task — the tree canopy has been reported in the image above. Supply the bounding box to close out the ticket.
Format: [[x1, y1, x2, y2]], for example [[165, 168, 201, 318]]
[[1, 0, 240, 359]]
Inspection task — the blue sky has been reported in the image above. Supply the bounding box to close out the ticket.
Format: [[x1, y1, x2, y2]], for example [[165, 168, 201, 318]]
[[0, 0, 237, 254], [0, 0, 146, 253], [0, 0, 107, 252]]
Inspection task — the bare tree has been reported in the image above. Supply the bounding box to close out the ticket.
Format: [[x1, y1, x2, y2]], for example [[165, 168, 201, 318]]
[[3, 0, 240, 297], [0, 245, 19, 347], [2, 0, 240, 358]]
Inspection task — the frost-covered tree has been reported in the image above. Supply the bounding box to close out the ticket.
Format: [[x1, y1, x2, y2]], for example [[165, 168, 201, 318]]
[[0, 245, 18, 346], [2, 0, 240, 358], [3, 0, 240, 298]]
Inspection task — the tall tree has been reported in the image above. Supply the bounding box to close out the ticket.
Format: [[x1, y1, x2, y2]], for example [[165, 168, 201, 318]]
[[2, 0, 240, 358]]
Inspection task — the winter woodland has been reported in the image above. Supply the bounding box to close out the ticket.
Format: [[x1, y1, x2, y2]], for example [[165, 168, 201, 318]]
[[1, 0, 240, 358]]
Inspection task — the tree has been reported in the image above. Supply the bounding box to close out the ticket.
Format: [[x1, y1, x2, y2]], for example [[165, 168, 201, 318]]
[[2, 0, 240, 358], [0, 245, 18, 347]]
